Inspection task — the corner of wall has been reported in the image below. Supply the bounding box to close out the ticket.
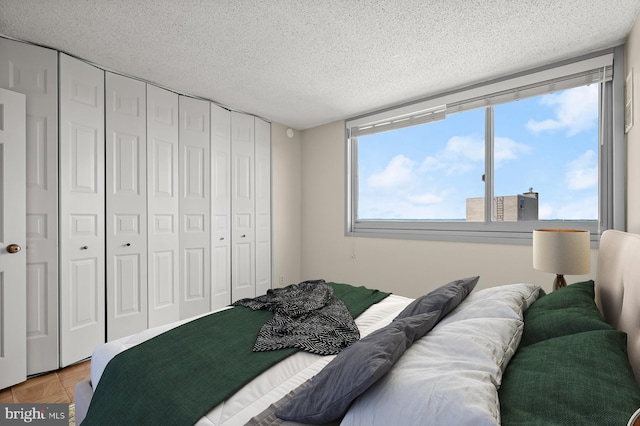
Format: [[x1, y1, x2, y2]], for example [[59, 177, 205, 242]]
[[271, 122, 302, 286], [625, 13, 640, 232]]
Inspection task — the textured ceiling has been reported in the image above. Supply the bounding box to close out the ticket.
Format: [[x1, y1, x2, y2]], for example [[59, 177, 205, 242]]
[[1, 1, 639, 130]]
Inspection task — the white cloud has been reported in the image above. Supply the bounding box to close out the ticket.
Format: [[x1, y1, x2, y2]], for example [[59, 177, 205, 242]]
[[443, 136, 484, 162], [419, 135, 530, 172], [555, 195, 598, 220], [419, 135, 483, 175], [367, 154, 415, 189], [525, 85, 598, 136], [420, 155, 446, 172], [495, 137, 532, 167], [538, 196, 597, 221], [565, 150, 598, 190], [538, 203, 555, 220]]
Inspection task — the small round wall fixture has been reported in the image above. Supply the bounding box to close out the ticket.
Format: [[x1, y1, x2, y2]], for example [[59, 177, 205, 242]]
[[286, 128, 294, 138]]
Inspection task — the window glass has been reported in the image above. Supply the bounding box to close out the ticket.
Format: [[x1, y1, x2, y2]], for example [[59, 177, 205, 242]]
[[493, 85, 599, 221], [357, 108, 485, 221]]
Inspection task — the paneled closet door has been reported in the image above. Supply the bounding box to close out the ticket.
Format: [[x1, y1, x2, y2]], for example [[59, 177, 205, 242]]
[[147, 84, 180, 327], [0, 39, 59, 374], [231, 112, 256, 301], [178, 96, 211, 319], [59, 53, 105, 366], [106, 72, 147, 341], [255, 118, 272, 296], [211, 104, 231, 310], [0, 88, 27, 390]]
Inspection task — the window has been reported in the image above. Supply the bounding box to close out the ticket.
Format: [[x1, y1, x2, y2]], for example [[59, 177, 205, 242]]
[[346, 49, 624, 244], [356, 108, 485, 221]]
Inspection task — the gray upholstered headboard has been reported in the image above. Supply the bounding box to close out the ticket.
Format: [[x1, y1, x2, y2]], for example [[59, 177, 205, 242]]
[[595, 230, 640, 386]]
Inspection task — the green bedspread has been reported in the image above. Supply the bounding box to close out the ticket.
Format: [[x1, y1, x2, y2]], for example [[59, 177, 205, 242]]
[[82, 282, 389, 426]]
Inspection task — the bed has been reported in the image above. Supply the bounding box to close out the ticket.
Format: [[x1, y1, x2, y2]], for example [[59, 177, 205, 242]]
[[75, 229, 640, 425]]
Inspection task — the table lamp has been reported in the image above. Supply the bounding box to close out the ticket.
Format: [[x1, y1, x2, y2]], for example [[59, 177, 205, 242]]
[[533, 229, 590, 290]]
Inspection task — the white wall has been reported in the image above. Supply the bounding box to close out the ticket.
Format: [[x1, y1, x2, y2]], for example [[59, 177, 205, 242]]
[[299, 121, 597, 298], [627, 14, 640, 232], [271, 122, 302, 287]]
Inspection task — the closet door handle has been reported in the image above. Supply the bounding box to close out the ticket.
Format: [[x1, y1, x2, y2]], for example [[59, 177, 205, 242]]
[[125, 243, 131, 247], [80, 246, 88, 250], [219, 237, 224, 241], [6, 244, 21, 254], [241, 234, 246, 238]]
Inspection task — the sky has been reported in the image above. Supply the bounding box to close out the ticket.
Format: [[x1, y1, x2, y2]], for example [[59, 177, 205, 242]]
[[357, 84, 599, 221]]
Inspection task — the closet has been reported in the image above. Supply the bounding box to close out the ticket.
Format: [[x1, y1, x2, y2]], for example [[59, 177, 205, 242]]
[[0, 37, 272, 377], [229, 111, 272, 302], [59, 53, 106, 366], [231, 112, 256, 301], [147, 84, 180, 327], [105, 72, 148, 341], [178, 96, 211, 320], [210, 105, 232, 310]]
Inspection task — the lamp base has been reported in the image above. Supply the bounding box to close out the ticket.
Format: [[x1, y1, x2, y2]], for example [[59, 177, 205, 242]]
[[553, 274, 567, 291]]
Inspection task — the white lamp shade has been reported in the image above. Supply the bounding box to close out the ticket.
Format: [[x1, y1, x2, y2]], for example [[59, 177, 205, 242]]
[[533, 229, 590, 275]]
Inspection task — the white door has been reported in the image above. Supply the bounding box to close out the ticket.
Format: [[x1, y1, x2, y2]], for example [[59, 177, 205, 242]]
[[178, 96, 210, 319], [231, 112, 256, 301], [59, 53, 105, 366], [0, 88, 27, 389], [255, 118, 271, 297], [106, 72, 147, 341], [0, 38, 59, 374], [210, 104, 231, 310], [147, 84, 180, 327]]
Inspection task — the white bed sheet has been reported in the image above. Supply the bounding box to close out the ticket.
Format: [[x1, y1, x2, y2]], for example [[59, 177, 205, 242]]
[[90, 294, 413, 426]]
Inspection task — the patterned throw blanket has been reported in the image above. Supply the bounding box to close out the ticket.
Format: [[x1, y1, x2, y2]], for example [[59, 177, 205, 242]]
[[233, 279, 360, 355]]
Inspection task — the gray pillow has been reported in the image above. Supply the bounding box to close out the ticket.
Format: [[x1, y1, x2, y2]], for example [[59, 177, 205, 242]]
[[394, 276, 479, 321], [275, 310, 440, 424]]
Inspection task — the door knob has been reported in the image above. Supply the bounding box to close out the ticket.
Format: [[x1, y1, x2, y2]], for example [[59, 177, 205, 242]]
[[6, 244, 21, 254]]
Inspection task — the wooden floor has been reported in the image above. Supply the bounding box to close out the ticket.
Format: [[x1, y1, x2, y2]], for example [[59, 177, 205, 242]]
[[0, 360, 90, 404]]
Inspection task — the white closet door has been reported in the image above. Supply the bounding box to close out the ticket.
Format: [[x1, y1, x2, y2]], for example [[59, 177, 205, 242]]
[[0, 88, 27, 389], [255, 118, 271, 296], [106, 72, 147, 341], [210, 104, 231, 310], [231, 112, 255, 301], [147, 84, 180, 327], [178, 96, 210, 319], [59, 53, 105, 366], [0, 39, 59, 374]]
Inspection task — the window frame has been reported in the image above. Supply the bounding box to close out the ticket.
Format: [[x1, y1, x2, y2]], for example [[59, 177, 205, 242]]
[[345, 47, 625, 245]]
